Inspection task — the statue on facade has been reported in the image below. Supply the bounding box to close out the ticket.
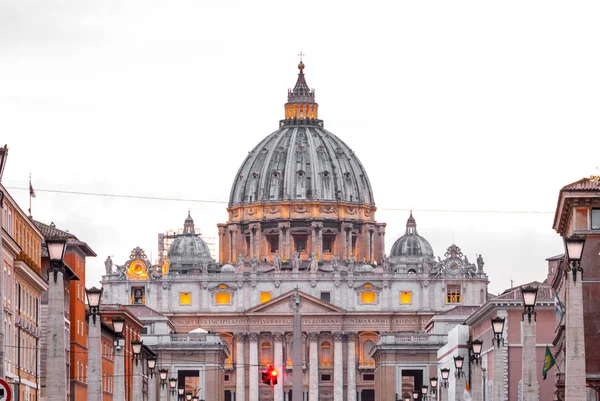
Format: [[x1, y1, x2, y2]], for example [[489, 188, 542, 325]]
[[104, 256, 113, 275], [273, 252, 282, 272], [347, 254, 355, 272], [464, 263, 477, 278], [150, 264, 162, 279], [308, 252, 318, 272], [381, 254, 390, 273], [477, 254, 485, 273], [250, 256, 259, 272], [236, 254, 245, 270], [291, 251, 301, 272], [200, 261, 209, 274], [331, 254, 340, 272], [423, 256, 432, 274], [115, 263, 127, 280]]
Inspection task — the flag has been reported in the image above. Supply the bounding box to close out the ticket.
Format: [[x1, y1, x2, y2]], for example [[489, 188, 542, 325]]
[[464, 380, 472, 401], [29, 177, 36, 198], [542, 345, 556, 380], [553, 290, 564, 320]]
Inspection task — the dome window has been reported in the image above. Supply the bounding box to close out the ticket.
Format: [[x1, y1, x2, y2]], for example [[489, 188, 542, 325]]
[[323, 171, 329, 177], [407, 269, 417, 274]]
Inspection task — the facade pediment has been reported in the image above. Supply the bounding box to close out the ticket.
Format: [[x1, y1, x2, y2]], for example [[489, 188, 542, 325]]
[[246, 290, 346, 314]]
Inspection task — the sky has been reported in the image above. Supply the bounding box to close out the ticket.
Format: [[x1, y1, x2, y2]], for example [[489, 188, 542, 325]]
[[1, 0, 599, 295]]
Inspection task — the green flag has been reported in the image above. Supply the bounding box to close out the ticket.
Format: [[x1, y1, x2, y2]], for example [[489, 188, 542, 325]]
[[542, 345, 556, 380]]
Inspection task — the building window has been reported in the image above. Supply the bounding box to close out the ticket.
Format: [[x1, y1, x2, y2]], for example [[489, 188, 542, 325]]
[[268, 236, 279, 253], [363, 373, 375, 381], [179, 292, 191, 305], [320, 292, 331, 303], [447, 285, 461, 303], [322, 236, 334, 253], [215, 293, 231, 305], [261, 341, 272, 366], [321, 374, 331, 381], [294, 236, 307, 252], [360, 291, 377, 304], [224, 374, 230, 382], [592, 209, 600, 230], [320, 341, 331, 366], [362, 340, 375, 366], [400, 291, 412, 304], [131, 287, 145, 305], [260, 292, 271, 304]]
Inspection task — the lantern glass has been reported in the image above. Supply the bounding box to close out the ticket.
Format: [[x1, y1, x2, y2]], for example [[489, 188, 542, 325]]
[[404, 397, 411, 401], [440, 368, 450, 380], [147, 356, 156, 370], [186, 393, 193, 401], [131, 340, 143, 355], [47, 239, 67, 262], [412, 391, 419, 399], [179, 387, 185, 395], [491, 316, 505, 335], [159, 368, 168, 381], [86, 287, 103, 308], [192, 397, 199, 401], [521, 286, 538, 308], [430, 377, 438, 389], [169, 378, 177, 389], [454, 355, 464, 370], [421, 385, 428, 394], [472, 339, 483, 356], [565, 237, 585, 262], [112, 317, 125, 335]]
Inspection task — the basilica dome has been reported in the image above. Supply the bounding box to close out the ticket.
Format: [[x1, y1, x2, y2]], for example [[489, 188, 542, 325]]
[[390, 212, 434, 258], [228, 63, 374, 207], [168, 213, 214, 273]]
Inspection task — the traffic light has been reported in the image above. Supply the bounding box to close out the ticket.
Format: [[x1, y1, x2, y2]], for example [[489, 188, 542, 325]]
[[262, 365, 278, 385]]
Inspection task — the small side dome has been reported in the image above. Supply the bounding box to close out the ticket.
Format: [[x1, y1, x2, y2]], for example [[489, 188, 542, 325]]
[[360, 264, 374, 272], [167, 213, 214, 273], [221, 264, 235, 273], [390, 212, 434, 258]]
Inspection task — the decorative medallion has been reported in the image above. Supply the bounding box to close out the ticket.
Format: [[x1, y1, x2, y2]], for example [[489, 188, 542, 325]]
[[246, 207, 256, 216], [127, 259, 148, 280], [293, 205, 309, 214], [266, 206, 281, 214], [347, 207, 357, 215], [320, 205, 337, 214]]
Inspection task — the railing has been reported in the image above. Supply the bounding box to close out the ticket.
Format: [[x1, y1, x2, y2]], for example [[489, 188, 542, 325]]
[[170, 334, 208, 342], [378, 333, 447, 346]]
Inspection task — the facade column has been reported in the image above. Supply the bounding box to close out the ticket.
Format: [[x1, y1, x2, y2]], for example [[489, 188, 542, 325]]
[[286, 225, 291, 259], [341, 224, 348, 260], [378, 225, 386, 263], [160, 382, 168, 401], [278, 226, 284, 260], [249, 332, 259, 401], [279, 222, 290, 261], [148, 373, 157, 401], [565, 265, 586, 401], [311, 225, 317, 257], [274, 333, 284, 401], [493, 310, 507, 401], [346, 332, 357, 401], [318, 228, 323, 259], [236, 333, 246, 401], [333, 332, 344, 401], [308, 333, 319, 401], [114, 340, 126, 401], [46, 265, 68, 401], [249, 229, 254, 258], [471, 364, 483, 401], [87, 316, 102, 401], [440, 385, 448, 401], [522, 318, 538, 401], [133, 358, 143, 401], [455, 374, 464, 401]]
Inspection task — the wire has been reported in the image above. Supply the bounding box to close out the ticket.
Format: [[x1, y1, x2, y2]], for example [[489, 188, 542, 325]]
[[5, 186, 554, 214]]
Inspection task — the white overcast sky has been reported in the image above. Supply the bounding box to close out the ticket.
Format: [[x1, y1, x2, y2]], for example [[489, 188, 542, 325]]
[[1, 0, 599, 295]]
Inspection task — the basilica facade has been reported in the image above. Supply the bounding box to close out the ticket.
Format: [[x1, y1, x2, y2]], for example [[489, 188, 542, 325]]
[[100, 62, 489, 401]]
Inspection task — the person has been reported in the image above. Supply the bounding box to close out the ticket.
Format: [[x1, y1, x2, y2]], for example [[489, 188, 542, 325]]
[[104, 256, 113, 275], [273, 252, 282, 272]]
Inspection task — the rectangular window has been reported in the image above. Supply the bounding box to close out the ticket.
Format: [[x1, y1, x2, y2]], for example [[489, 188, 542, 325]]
[[400, 291, 412, 304], [321, 374, 331, 382], [294, 236, 307, 252], [179, 292, 191, 305], [260, 292, 271, 304], [592, 209, 600, 230], [447, 284, 461, 303], [215, 293, 231, 305], [131, 287, 145, 305], [322, 236, 333, 253], [320, 292, 331, 303], [363, 373, 375, 381], [360, 291, 377, 304], [268, 236, 279, 253]]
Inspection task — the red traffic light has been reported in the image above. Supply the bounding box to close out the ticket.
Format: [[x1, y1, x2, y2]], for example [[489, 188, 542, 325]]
[[271, 369, 278, 376]]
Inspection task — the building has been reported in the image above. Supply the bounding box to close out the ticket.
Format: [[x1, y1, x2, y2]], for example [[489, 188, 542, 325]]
[[0, 182, 48, 401], [35, 220, 96, 401], [551, 176, 600, 400], [101, 62, 489, 401]]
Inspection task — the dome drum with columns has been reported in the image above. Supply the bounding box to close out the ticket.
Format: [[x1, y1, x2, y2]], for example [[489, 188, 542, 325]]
[[219, 63, 385, 266]]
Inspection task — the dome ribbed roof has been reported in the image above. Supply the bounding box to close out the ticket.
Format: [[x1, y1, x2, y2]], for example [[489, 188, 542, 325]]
[[390, 212, 434, 258], [228, 63, 374, 207], [167, 214, 214, 272]]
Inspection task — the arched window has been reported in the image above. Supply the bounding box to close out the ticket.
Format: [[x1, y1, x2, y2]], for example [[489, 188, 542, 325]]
[[362, 340, 375, 367], [320, 341, 331, 366], [261, 341, 272, 366]]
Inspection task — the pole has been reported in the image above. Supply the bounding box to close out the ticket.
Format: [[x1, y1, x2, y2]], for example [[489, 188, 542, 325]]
[[87, 315, 102, 401], [292, 289, 302, 401], [522, 319, 538, 401], [114, 340, 126, 401]]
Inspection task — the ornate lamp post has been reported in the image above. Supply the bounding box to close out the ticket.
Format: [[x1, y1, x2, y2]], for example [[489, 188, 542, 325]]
[[159, 368, 169, 388], [421, 385, 428, 401], [520, 285, 539, 401], [146, 356, 157, 401], [178, 387, 185, 400], [131, 340, 144, 400], [112, 317, 126, 401], [412, 390, 419, 400], [131, 340, 143, 365], [169, 377, 178, 396], [564, 236, 587, 401], [521, 285, 538, 323], [430, 377, 438, 400], [45, 238, 69, 400], [468, 339, 483, 400], [454, 356, 466, 401], [440, 368, 450, 401], [186, 392, 193, 401], [491, 315, 506, 401], [86, 286, 103, 401]]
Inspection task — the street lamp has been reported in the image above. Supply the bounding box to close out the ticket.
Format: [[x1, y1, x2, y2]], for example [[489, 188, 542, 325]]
[[159, 368, 168, 388], [440, 368, 450, 388], [169, 377, 178, 395], [131, 340, 143, 365], [186, 392, 193, 401], [85, 286, 103, 324], [421, 385, 428, 400], [412, 390, 419, 399], [521, 285, 538, 323], [147, 356, 157, 378], [178, 387, 185, 400], [47, 238, 68, 283], [112, 316, 125, 338], [404, 396, 411, 401], [491, 316, 505, 347], [192, 397, 199, 401], [430, 377, 438, 395], [564, 236, 585, 281], [454, 355, 465, 378], [470, 338, 483, 365]]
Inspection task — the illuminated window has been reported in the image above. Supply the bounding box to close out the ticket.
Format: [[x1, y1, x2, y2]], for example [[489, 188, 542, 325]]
[[447, 285, 461, 303], [260, 292, 271, 304], [400, 291, 412, 304], [215, 293, 231, 305], [261, 341, 272, 366], [179, 292, 191, 305], [320, 341, 331, 366], [360, 291, 376, 304]]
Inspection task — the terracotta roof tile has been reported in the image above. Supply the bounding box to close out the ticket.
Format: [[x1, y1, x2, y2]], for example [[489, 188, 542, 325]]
[[496, 281, 554, 302], [124, 304, 168, 318], [561, 177, 600, 191]]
